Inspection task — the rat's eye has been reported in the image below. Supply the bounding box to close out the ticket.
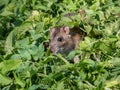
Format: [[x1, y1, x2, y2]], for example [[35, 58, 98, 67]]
[[57, 37, 63, 42]]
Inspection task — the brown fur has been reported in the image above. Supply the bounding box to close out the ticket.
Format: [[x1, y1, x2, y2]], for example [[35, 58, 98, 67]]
[[49, 26, 85, 55]]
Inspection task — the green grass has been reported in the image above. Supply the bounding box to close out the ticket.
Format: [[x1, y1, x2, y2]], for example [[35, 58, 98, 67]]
[[0, 0, 120, 89]]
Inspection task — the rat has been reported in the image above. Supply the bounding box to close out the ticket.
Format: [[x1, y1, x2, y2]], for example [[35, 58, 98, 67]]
[[49, 26, 85, 63]]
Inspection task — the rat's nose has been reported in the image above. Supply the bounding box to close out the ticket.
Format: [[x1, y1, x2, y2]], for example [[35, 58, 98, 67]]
[[49, 42, 56, 53], [49, 47, 55, 53]]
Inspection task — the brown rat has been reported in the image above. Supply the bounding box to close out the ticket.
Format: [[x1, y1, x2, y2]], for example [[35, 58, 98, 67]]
[[49, 26, 85, 55]]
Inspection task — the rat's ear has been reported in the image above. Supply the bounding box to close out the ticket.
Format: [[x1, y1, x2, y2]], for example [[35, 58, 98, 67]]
[[50, 28, 55, 37], [61, 26, 70, 34]]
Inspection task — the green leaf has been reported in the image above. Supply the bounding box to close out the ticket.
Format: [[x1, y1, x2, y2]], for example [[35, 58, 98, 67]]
[[4, 30, 15, 54], [56, 81, 64, 90], [0, 74, 12, 86], [13, 72, 25, 88], [15, 37, 30, 48], [38, 43, 44, 59], [99, 43, 112, 53], [27, 45, 38, 55], [27, 45, 39, 60], [28, 84, 48, 90], [83, 59, 95, 67], [35, 5, 49, 11], [80, 37, 93, 50], [116, 40, 120, 48], [10, 54, 21, 60], [5, 22, 32, 54], [18, 49, 31, 60], [90, 1, 100, 11], [0, 10, 14, 16], [106, 75, 120, 88], [0, 59, 22, 75], [67, 51, 76, 60], [0, 0, 9, 7]]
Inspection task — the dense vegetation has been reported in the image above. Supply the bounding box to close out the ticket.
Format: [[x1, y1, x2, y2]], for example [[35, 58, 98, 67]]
[[0, 0, 120, 89]]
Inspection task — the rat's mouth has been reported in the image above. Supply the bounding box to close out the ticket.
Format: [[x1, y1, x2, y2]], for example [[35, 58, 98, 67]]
[[50, 47, 55, 53], [49, 47, 59, 53]]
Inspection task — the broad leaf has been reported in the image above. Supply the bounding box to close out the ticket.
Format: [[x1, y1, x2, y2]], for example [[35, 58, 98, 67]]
[[0, 74, 12, 86], [0, 59, 22, 75]]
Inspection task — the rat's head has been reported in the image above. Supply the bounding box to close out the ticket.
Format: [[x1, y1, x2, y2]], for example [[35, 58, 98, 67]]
[[49, 26, 75, 54]]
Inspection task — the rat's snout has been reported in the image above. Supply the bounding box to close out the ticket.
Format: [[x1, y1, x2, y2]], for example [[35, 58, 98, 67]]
[[49, 47, 55, 53], [49, 43, 57, 53]]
